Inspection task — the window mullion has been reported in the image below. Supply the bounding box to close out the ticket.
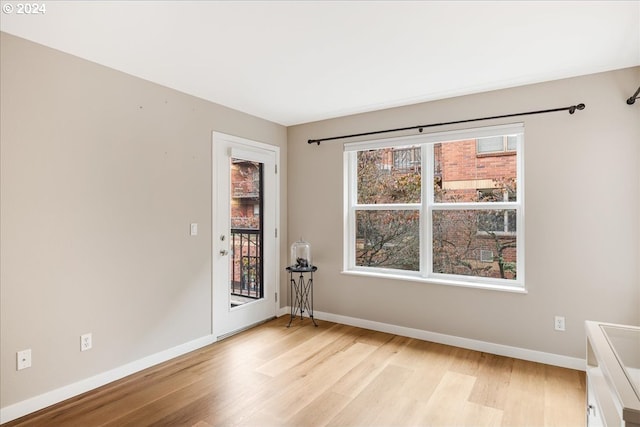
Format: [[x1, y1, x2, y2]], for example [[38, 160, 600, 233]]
[[432, 202, 517, 210], [354, 203, 421, 210], [423, 143, 432, 278]]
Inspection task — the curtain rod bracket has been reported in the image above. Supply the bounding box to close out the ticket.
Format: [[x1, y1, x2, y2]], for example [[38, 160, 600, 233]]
[[627, 86, 640, 105], [569, 103, 586, 114], [307, 102, 586, 145]]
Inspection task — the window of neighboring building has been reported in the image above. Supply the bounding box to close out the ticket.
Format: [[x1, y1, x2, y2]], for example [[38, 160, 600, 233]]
[[392, 146, 421, 172], [344, 123, 524, 291], [477, 135, 518, 155]]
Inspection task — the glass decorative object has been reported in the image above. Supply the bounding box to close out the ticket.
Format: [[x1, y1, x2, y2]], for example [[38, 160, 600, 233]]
[[291, 238, 312, 269]]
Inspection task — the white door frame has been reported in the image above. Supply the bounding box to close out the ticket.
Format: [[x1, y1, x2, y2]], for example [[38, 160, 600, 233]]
[[211, 131, 280, 338]]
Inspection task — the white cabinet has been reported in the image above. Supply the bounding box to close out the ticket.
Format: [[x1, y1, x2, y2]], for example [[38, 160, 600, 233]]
[[585, 321, 640, 427]]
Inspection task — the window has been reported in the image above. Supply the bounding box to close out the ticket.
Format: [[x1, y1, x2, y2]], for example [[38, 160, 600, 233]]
[[392, 146, 421, 172], [477, 135, 518, 154], [344, 124, 524, 291]]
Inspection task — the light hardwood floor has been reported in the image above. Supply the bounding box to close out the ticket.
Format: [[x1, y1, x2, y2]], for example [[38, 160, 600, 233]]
[[4, 316, 586, 427]]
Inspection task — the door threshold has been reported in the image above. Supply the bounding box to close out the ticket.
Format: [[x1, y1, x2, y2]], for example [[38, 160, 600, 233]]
[[216, 316, 276, 341]]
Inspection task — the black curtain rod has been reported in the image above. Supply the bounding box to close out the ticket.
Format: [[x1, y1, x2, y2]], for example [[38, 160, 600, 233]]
[[627, 86, 640, 105], [308, 103, 586, 145]]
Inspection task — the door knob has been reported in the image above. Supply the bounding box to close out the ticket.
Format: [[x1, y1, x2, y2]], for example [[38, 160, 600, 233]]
[[220, 249, 229, 256]]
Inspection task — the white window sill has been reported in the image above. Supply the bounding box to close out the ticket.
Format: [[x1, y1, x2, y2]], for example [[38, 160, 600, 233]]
[[341, 269, 528, 294]]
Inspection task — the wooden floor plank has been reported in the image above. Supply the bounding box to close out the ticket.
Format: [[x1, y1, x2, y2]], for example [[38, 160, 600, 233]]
[[3, 318, 586, 427], [456, 401, 503, 427], [104, 366, 270, 427], [467, 352, 514, 410], [326, 364, 415, 426], [282, 391, 351, 427], [330, 334, 411, 398], [501, 358, 546, 427], [261, 342, 378, 422], [202, 324, 377, 426], [253, 318, 334, 361], [543, 364, 587, 427], [417, 370, 478, 426], [255, 323, 350, 377], [449, 346, 483, 376], [398, 341, 456, 403]]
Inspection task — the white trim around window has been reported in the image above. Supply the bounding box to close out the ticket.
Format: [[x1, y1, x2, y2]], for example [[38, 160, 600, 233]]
[[343, 123, 525, 293]]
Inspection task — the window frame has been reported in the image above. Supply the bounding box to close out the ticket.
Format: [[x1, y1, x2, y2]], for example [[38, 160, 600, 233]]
[[344, 123, 525, 292]]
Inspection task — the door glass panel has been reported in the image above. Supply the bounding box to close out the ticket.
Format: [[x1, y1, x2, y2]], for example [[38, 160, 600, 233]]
[[229, 158, 263, 308]]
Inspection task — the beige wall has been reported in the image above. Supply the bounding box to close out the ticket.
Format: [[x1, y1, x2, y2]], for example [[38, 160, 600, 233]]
[[0, 33, 287, 407], [287, 67, 640, 359]]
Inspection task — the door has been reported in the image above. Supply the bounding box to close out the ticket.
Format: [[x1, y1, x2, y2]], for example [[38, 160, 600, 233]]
[[212, 132, 279, 338]]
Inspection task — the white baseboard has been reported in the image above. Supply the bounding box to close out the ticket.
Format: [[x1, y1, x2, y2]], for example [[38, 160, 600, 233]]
[[0, 334, 217, 424], [3, 309, 585, 423], [307, 309, 585, 371]]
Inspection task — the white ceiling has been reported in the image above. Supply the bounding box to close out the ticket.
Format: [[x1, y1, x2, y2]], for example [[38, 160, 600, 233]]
[[1, 1, 639, 126]]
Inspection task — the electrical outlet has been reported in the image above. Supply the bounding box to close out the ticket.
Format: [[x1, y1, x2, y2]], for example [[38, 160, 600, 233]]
[[17, 349, 32, 370], [554, 316, 566, 331], [80, 333, 92, 351]]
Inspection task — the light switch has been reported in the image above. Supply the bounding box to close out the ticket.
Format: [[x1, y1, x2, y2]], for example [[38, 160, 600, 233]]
[[190, 223, 198, 236]]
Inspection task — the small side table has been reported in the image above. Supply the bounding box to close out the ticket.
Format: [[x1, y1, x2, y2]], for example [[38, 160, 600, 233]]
[[286, 265, 318, 327]]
